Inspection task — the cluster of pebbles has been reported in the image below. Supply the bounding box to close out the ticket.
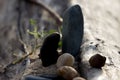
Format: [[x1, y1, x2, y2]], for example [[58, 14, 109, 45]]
[[57, 53, 79, 80], [38, 33, 86, 80], [25, 32, 106, 80], [24, 5, 106, 80]]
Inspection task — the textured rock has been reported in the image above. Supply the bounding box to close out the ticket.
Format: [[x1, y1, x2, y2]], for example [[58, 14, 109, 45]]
[[89, 54, 106, 68], [62, 5, 84, 57], [39, 33, 60, 67], [56, 53, 75, 68], [57, 66, 79, 80], [71, 0, 120, 80]]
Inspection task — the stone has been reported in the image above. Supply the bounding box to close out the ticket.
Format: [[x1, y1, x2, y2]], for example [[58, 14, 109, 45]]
[[39, 33, 60, 67], [56, 53, 75, 68], [89, 54, 106, 68], [38, 74, 65, 80], [24, 75, 52, 80], [73, 77, 86, 80], [57, 66, 79, 80], [62, 5, 84, 57], [24, 75, 65, 80]]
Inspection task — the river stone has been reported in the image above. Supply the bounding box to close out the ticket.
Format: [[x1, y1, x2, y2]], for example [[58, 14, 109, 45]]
[[24, 75, 52, 80], [39, 33, 60, 67], [62, 5, 84, 57], [56, 53, 75, 68], [24, 75, 65, 80], [57, 66, 79, 80], [89, 54, 106, 68]]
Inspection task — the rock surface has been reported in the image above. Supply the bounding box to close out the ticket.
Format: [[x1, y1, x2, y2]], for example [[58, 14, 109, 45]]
[[62, 5, 84, 57], [71, 0, 120, 80]]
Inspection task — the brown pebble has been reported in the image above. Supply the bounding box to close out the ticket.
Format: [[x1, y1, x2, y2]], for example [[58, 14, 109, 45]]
[[73, 77, 86, 80], [57, 66, 79, 80], [89, 54, 106, 68]]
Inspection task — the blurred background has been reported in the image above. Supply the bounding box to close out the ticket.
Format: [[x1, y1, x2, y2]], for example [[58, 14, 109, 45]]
[[0, 0, 70, 79]]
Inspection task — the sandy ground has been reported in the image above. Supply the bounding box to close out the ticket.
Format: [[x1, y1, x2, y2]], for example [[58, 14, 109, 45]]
[[72, 0, 120, 45], [71, 0, 120, 80]]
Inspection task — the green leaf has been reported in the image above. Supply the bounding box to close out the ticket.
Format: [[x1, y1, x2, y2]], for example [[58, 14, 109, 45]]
[[27, 28, 41, 39], [30, 19, 36, 26], [48, 29, 57, 34], [33, 26, 37, 32], [58, 40, 62, 48]]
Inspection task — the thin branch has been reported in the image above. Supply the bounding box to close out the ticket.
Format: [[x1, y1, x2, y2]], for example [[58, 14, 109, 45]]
[[2, 0, 63, 74], [3, 38, 42, 73], [25, 0, 63, 26], [17, 0, 23, 40]]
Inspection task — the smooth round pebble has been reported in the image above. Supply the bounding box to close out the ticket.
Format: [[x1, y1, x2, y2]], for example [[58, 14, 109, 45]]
[[73, 77, 86, 80], [57, 66, 79, 80], [56, 53, 75, 68], [89, 54, 106, 68]]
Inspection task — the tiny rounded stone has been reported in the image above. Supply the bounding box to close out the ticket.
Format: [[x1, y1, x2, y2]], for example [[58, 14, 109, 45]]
[[73, 77, 86, 80], [56, 53, 75, 68], [89, 54, 106, 68], [57, 66, 79, 80]]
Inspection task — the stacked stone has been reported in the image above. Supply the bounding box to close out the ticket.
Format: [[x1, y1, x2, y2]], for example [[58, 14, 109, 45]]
[[56, 5, 85, 80]]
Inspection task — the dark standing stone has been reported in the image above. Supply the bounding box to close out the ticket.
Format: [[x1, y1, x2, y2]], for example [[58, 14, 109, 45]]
[[89, 54, 106, 68], [62, 5, 84, 57], [39, 33, 60, 67]]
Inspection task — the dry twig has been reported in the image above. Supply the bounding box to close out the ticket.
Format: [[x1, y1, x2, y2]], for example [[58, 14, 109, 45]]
[[25, 0, 63, 26]]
